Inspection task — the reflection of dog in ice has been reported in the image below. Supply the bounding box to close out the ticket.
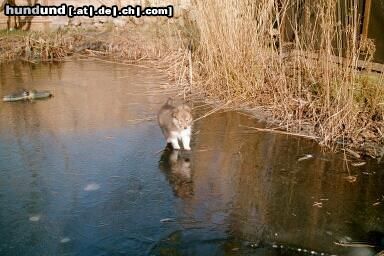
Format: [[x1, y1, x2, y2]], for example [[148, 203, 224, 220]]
[[159, 147, 193, 198]]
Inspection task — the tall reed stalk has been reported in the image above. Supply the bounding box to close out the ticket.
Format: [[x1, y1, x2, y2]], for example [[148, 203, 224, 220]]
[[192, 0, 384, 151]]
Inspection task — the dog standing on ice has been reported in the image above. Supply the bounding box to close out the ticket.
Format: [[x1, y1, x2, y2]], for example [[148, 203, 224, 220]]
[[157, 98, 192, 150]]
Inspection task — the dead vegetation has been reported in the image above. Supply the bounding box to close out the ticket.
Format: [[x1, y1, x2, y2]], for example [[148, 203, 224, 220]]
[[0, 23, 190, 92], [0, 18, 185, 60], [188, 0, 384, 158]]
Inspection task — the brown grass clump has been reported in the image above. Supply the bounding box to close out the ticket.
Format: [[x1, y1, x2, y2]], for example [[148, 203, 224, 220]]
[[190, 0, 384, 157], [0, 30, 72, 62]]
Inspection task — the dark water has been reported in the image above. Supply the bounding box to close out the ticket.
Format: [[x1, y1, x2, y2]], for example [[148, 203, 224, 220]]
[[0, 60, 383, 256], [369, 0, 384, 63]]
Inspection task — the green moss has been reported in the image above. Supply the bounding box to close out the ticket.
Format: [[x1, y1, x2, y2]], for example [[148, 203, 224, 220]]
[[355, 75, 384, 105], [354, 74, 384, 119], [0, 29, 29, 37]]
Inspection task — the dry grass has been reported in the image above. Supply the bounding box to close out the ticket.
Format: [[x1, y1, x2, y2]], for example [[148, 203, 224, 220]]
[[0, 21, 181, 63], [189, 0, 384, 156], [0, 23, 191, 97]]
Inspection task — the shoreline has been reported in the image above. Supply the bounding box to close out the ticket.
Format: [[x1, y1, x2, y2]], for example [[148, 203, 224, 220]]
[[0, 26, 383, 159]]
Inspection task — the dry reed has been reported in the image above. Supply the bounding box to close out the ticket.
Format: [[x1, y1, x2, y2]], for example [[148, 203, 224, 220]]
[[0, 21, 181, 63], [190, 0, 384, 156]]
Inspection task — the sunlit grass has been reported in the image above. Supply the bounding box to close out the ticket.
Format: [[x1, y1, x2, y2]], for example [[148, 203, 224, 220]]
[[189, 0, 384, 155]]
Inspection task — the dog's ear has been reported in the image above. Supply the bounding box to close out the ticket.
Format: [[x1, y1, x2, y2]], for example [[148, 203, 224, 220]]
[[182, 104, 191, 112]]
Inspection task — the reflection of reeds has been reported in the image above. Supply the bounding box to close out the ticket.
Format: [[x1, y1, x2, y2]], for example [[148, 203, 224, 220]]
[[126, 116, 155, 124], [190, 0, 384, 156], [240, 124, 319, 140]]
